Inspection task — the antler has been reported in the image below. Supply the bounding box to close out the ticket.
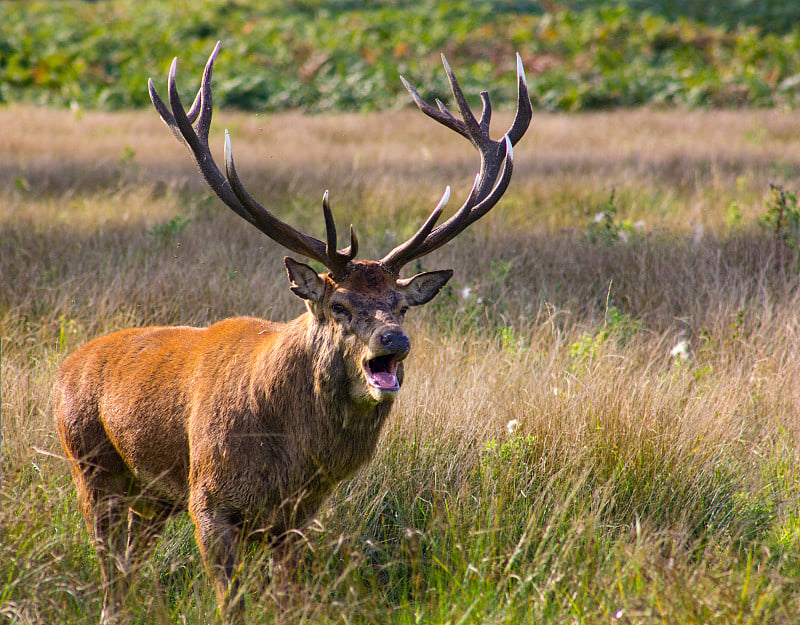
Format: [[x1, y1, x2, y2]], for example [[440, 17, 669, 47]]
[[379, 54, 532, 276], [147, 41, 358, 279]]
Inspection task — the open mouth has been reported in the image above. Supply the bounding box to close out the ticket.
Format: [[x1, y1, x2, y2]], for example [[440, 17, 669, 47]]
[[364, 354, 401, 391]]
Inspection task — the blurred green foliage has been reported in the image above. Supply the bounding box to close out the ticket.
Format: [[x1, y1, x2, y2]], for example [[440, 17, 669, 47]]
[[1, 0, 799, 111]]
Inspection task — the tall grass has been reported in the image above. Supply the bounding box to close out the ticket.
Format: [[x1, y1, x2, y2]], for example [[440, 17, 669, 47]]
[[2, 104, 800, 623]]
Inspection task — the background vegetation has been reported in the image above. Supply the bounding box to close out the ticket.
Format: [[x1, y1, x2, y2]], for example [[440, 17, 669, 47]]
[[3, 102, 800, 622], [3, 1, 800, 623], [2, 0, 800, 111]]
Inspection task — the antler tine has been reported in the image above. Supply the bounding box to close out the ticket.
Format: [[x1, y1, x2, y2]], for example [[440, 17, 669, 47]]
[[507, 53, 532, 145], [400, 76, 469, 140], [223, 132, 333, 267], [322, 191, 359, 278], [381, 52, 531, 275], [440, 55, 487, 151], [477, 91, 492, 135], [465, 136, 514, 221], [381, 140, 512, 271], [380, 187, 451, 269], [322, 190, 338, 258], [191, 42, 218, 137], [148, 42, 218, 134], [150, 42, 354, 278], [148, 44, 252, 226]]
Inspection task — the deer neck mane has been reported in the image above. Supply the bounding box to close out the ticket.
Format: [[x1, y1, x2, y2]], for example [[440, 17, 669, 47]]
[[268, 312, 392, 483]]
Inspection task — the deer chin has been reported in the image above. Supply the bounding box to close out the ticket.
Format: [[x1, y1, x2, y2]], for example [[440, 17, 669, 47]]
[[362, 353, 402, 400]]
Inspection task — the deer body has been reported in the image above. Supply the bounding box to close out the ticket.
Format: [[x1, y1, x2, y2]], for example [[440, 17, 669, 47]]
[[54, 314, 393, 519], [54, 42, 531, 623]]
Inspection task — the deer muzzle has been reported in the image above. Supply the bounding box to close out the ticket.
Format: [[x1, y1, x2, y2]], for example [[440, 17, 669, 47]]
[[364, 328, 409, 392]]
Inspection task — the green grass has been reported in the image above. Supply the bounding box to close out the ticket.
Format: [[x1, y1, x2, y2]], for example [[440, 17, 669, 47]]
[[2, 103, 800, 622], [2, 0, 800, 111]]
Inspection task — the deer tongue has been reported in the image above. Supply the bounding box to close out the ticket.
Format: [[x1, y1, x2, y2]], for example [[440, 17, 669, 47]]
[[369, 371, 399, 390], [366, 354, 401, 391]]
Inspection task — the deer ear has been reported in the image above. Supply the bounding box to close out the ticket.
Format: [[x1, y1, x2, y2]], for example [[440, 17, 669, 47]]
[[397, 269, 454, 306], [284, 257, 326, 302]]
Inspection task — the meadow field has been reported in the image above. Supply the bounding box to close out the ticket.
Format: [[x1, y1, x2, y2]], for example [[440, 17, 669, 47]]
[[2, 100, 800, 623]]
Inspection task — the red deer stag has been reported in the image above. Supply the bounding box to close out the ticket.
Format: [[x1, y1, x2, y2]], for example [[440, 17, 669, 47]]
[[53, 42, 531, 623]]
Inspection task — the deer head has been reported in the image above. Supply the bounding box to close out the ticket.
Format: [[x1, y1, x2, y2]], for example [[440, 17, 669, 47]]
[[283, 257, 451, 404], [148, 42, 532, 404]]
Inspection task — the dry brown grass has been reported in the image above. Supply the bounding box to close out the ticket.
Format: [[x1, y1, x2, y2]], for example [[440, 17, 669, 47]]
[[6, 105, 800, 222], [2, 104, 800, 623]]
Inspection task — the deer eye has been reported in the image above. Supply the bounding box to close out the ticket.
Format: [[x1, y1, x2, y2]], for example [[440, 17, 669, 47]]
[[330, 303, 349, 317], [399, 306, 409, 317]]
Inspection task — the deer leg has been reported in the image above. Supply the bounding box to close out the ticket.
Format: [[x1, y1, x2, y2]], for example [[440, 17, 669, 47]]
[[76, 480, 129, 625], [125, 499, 173, 575], [125, 498, 173, 563], [189, 495, 244, 624], [263, 530, 303, 611], [65, 439, 133, 625]]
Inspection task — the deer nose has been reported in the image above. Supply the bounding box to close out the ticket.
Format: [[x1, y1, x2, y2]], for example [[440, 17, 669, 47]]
[[379, 331, 410, 356]]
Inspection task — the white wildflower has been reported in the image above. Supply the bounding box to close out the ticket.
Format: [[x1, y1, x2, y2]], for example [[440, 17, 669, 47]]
[[506, 419, 520, 435], [670, 339, 690, 360]]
